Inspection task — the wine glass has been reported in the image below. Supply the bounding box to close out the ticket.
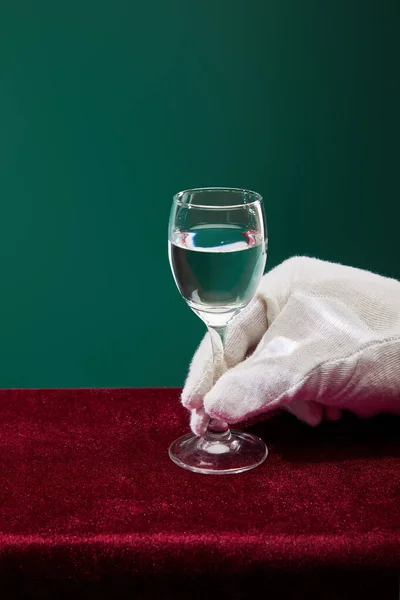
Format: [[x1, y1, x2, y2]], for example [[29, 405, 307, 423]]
[[168, 187, 268, 474]]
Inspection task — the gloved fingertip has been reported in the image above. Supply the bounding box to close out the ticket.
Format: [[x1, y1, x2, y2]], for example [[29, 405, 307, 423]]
[[307, 402, 324, 426], [181, 389, 203, 410], [286, 400, 323, 426], [190, 408, 210, 436], [203, 370, 263, 424]]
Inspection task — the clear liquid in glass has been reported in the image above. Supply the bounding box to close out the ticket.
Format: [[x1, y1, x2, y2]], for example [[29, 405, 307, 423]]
[[169, 224, 266, 314]]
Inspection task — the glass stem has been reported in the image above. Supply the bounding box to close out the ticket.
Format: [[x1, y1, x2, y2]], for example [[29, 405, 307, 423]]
[[206, 325, 230, 437]]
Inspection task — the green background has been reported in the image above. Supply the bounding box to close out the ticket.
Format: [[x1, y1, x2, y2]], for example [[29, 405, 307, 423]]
[[0, 1, 398, 388]]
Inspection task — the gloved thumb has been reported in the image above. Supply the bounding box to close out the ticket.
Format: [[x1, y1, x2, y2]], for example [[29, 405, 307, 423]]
[[203, 312, 328, 426], [203, 352, 326, 427], [203, 291, 369, 425], [203, 349, 294, 425]]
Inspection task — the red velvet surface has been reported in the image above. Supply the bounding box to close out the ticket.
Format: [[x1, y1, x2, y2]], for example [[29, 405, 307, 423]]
[[0, 388, 399, 599]]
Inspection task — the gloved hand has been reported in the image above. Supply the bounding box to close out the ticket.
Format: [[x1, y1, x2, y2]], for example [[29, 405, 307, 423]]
[[182, 257, 400, 436]]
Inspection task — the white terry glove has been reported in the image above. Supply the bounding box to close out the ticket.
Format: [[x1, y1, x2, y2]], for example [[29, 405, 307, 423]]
[[182, 257, 400, 436]]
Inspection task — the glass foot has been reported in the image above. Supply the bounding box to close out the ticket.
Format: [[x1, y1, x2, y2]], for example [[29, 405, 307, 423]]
[[169, 430, 268, 474]]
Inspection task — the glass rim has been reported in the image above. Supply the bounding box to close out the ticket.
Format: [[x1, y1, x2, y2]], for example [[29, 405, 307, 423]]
[[173, 187, 263, 209]]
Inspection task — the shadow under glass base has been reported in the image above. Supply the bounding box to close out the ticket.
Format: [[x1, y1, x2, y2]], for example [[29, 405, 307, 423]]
[[169, 430, 268, 475]]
